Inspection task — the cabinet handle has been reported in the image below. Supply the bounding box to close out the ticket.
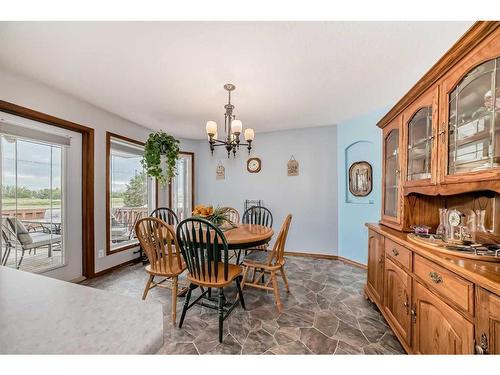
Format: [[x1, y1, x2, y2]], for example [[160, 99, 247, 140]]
[[429, 271, 443, 284], [403, 295, 409, 315], [410, 305, 417, 323], [475, 333, 489, 354], [392, 248, 399, 256], [438, 127, 446, 144], [378, 255, 384, 264]]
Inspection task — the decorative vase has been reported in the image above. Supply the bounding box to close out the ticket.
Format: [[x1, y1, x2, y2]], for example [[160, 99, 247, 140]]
[[436, 208, 448, 238]]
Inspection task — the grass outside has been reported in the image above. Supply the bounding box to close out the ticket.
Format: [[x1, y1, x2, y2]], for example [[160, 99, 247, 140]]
[[2, 198, 62, 210]]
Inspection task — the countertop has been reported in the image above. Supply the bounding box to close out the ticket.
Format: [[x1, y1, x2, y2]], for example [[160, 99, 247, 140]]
[[0, 267, 164, 354], [366, 223, 500, 296]]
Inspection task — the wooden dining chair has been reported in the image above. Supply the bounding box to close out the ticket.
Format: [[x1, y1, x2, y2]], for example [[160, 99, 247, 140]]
[[135, 217, 187, 325], [150, 207, 179, 225], [241, 205, 273, 256], [241, 214, 292, 312], [242, 206, 273, 228], [176, 217, 246, 343], [221, 206, 240, 225]]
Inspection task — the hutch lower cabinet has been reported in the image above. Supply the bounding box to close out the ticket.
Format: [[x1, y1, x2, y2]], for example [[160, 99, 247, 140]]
[[366, 225, 498, 354]]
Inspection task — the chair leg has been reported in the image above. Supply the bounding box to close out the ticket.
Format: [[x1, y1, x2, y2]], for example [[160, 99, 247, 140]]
[[142, 275, 154, 300], [179, 284, 193, 328], [236, 276, 246, 310], [280, 266, 290, 293], [17, 250, 26, 269], [218, 288, 224, 343], [236, 249, 241, 264], [171, 276, 178, 325], [271, 271, 283, 312], [240, 266, 249, 290]]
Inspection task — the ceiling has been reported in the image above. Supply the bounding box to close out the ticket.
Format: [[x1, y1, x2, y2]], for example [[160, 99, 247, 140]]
[[0, 21, 473, 139]]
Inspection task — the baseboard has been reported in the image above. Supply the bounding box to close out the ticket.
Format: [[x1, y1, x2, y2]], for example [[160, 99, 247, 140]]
[[90, 258, 141, 279], [284, 251, 367, 270]]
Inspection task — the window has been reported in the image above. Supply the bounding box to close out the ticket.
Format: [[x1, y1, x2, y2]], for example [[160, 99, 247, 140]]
[[1, 124, 68, 273], [106, 133, 155, 254], [170, 152, 194, 221]]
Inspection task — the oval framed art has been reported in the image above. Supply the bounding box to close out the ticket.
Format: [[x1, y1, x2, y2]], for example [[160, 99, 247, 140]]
[[348, 161, 372, 197]]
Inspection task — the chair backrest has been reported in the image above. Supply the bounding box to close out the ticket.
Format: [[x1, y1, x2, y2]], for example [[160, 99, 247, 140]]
[[242, 206, 273, 227], [150, 207, 179, 226], [221, 207, 240, 225], [135, 217, 182, 274], [176, 218, 230, 283], [5, 217, 33, 247], [267, 214, 292, 266]]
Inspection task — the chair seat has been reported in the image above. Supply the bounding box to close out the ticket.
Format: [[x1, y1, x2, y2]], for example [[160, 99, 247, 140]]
[[242, 250, 271, 265], [187, 262, 242, 287], [145, 255, 186, 277], [23, 232, 62, 250]]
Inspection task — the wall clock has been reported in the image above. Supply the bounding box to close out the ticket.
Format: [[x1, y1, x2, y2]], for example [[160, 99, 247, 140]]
[[247, 157, 261, 173]]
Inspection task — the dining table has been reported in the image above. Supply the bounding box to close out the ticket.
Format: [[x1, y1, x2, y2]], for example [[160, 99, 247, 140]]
[[220, 223, 274, 250]]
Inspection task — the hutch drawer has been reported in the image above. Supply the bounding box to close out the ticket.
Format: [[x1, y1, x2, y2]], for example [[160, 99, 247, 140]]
[[385, 238, 412, 271], [413, 254, 474, 315]]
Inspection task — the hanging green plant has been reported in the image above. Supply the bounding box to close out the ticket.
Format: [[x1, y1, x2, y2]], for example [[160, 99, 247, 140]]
[[141, 131, 180, 186]]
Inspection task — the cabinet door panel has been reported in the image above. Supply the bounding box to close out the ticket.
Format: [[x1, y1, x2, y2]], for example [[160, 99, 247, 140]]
[[381, 117, 403, 229], [476, 287, 500, 354], [367, 230, 384, 304], [403, 86, 439, 188], [384, 258, 411, 346], [439, 29, 500, 184], [413, 282, 474, 354]]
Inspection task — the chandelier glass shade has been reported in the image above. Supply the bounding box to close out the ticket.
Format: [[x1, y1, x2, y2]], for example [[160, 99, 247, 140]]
[[205, 83, 255, 158]]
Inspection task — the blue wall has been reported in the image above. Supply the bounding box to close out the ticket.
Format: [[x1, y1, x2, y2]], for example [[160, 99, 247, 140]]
[[337, 108, 389, 264]]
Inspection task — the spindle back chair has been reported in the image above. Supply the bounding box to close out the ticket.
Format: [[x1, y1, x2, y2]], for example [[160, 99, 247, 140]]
[[135, 217, 186, 325], [150, 207, 179, 226], [241, 214, 292, 312], [176, 217, 245, 342]]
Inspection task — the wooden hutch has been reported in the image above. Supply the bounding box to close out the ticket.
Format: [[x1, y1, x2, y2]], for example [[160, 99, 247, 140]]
[[365, 22, 500, 354]]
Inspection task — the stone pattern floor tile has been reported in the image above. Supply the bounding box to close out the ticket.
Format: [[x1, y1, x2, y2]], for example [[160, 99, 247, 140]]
[[82, 257, 405, 355]]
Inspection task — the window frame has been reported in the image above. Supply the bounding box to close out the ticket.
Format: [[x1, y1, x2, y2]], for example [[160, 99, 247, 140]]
[[105, 132, 157, 255], [168, 151, 195, 219]]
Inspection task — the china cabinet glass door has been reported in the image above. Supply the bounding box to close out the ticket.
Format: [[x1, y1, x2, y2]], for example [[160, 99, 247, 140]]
[[384, 129, 400, 218], [407, 107, 433, 181], [448, 58, 500, 175]]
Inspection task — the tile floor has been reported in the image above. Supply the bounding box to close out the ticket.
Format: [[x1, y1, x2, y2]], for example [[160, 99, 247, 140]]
[[82, 256, 405, 355]]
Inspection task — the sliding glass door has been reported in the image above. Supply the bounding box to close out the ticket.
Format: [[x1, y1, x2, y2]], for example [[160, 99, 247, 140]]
[[170, 152, 194, 221], [1, 131, 64, 273]]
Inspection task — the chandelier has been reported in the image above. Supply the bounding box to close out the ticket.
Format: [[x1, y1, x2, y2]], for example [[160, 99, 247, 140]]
[[205, 83, 255, 158]]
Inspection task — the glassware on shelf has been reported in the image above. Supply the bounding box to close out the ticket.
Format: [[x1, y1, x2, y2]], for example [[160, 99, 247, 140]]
[[436, 208, 448, 238], [475, 209, 487, 232]]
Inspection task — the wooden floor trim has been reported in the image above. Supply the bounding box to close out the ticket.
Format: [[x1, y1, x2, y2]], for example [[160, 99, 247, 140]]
[[284, 251, 367, 270], [90, 258, 141, 279]]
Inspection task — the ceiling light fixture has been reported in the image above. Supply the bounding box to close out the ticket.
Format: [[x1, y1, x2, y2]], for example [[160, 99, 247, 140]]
[[205, 83, 254, 158]]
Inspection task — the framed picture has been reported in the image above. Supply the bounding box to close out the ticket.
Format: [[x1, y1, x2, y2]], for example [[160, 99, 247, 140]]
[[287, 156, 299, 176], [216, 162, 225, 180], [348, 161, 372, 197]]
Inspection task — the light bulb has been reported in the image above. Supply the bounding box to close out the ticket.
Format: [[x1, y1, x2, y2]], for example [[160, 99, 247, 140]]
[[231, 119, 242, 134], [206, 121, 217, 136], [244, 128, 255, 141]]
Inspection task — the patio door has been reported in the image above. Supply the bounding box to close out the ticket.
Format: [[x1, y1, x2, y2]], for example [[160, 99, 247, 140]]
[[170, 152, 194, 221], [0, 112, 82, 281]]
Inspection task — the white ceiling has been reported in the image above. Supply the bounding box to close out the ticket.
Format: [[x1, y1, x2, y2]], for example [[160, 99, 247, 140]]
[[0, 21, 473, 139]]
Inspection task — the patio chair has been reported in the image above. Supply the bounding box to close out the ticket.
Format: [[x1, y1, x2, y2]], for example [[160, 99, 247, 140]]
[[1, 217, 62, 269]]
